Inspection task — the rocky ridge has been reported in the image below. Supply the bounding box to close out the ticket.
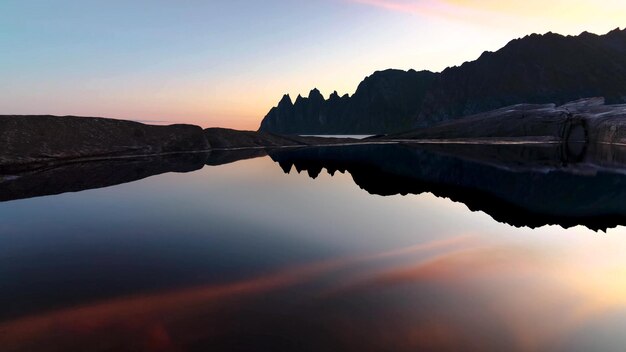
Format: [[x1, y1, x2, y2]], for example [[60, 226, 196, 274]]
[[260, 28, 626, 134]]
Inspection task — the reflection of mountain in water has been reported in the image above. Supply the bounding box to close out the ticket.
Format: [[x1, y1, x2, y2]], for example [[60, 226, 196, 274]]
[[269, 143, 626, 231], [4, 141, 626, 231]]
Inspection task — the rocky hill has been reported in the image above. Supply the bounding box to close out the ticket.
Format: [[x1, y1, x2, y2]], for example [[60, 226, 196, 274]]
[[0, 115, 209, 171]]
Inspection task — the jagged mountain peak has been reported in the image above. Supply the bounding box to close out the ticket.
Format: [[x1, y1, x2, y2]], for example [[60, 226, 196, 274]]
[[278, 94, 293, 107], [308, 88, 323, 100]]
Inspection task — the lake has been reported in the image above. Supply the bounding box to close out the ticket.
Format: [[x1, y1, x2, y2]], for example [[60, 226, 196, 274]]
[[2, 143, 626, 351]]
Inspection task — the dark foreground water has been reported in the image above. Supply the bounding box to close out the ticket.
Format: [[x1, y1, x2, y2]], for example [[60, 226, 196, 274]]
[[2, 143, 626, 351]]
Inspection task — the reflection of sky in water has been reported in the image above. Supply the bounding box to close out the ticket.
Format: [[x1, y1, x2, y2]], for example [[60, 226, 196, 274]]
[[1, 156, 626, 351]]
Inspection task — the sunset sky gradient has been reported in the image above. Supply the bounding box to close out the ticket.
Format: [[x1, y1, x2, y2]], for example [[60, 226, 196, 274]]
[[1, 0, 624, 129]]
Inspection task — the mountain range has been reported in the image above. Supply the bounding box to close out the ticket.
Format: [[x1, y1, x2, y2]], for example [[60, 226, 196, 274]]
[[259, 28, 626, 134]]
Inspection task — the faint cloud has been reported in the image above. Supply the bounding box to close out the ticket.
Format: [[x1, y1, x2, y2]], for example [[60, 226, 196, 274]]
[[348, 0, 626, 28], [348, 0, 449, 17], [349, 0, 426, 14], [345, 0, 488, 25]]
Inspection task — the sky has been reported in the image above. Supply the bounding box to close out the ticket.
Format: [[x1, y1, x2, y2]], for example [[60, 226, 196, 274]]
[[1, 1, 625, 130]]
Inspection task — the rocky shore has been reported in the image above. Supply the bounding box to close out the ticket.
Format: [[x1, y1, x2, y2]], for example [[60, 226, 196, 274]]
[[2, 98, 626, 173], [0, 116, 359, 173], [387, 98, 626, 147]]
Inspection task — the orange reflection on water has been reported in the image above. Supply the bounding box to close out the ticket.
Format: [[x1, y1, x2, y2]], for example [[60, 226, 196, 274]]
[[0, 235, 474, 352], [2, 234, 626, 351]]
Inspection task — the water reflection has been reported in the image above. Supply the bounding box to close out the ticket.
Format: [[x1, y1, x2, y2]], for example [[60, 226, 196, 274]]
[[270, 143, 626, 231], [0, 150, 258, 202], [2, 235, 626, 352], [2, 143, 626, 351], [4, 143, 626, 230]]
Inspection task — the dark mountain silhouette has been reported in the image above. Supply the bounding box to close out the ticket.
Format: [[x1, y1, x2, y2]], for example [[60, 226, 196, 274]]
[[260, 70, 436, 134], [260, 28, 626, 134]]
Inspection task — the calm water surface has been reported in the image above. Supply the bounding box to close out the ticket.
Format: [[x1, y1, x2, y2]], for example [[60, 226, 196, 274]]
[[2, 145, 626, 351], [299, 134, 374, 139]]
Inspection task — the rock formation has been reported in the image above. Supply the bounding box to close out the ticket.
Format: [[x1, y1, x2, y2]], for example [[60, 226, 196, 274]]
[[260, 69, 435, 134], [0, 115, 209, 171], [260, 28, 626, 134], [389, 98, 626, 149]]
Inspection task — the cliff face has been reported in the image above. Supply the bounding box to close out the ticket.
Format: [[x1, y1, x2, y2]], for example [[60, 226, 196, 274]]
[[260, 28, 626, 134]]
